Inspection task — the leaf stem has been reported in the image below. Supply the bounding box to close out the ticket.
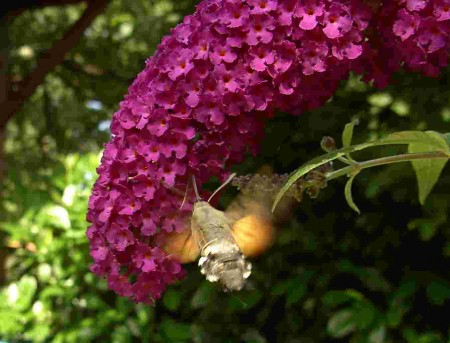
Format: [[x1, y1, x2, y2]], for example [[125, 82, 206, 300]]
[[325, 151, 449, 181]]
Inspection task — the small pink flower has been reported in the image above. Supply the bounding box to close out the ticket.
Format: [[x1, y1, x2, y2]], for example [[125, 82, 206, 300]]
[[178, 77, 203, 108], [300, 41, 329, 75], [227, 30, 248, 48], [393, 9, 421, 41], [405, 0, 428, 12], [214, 63, 241, 92], [332, 30, 363, 60], [222, 2, 250, 28], [249, 44, 275, 71], [131, 175, 157, 201], [434, 0, 450, 21], [321, 2, 352, 39], [277, 0, 297, 26], [417, 19, 447, 53], [296, 0, 324, 30], [106, 223, 135, 251], [209, 41, 238, 65], [247, 14, 275, 45], [147, 108, 170, 137], [168, 49, 195, 80], [268, 40, 296, 77], [247, 0, 278, 14]]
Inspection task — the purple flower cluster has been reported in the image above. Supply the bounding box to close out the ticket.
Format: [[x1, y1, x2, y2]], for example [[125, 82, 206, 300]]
[[87, 0, 450, 304], [355, 0, 450, 86]]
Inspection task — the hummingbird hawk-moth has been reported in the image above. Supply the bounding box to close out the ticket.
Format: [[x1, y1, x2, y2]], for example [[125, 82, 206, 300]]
[[162, 167, 297, 292]]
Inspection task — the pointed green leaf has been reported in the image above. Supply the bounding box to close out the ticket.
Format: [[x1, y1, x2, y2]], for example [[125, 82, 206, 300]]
[[408, 131, 450, 205], [342, 120, 358, 161], [441, 132, 450, 146], [344, 174, 360, 214], [379, 130, 450, 149], [327, 309, 356, 338]]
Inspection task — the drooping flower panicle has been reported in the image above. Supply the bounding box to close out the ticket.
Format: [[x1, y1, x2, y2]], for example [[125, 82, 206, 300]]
[[87, 0, 450, 303]]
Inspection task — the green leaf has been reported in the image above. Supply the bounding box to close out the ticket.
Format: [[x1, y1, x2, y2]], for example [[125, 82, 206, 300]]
[[368, 93, 393, 107], [323, 290, 364, 308], [369, 326, 386, 343], [352, 301, 376, 330], [39, 205, 71, 230], [10, 275, 37, 311], [344, 174, 360, 214], [441, 132, 450, 146], [379, 130, 449, 147], [191, 282, 215, 309], [407, 131, 450, 204], [327, 309, 356, 338], [240, 329, 267, 343], [228, 289, 264, 311], [342, 120, 358, 161], [284, 277, 308, 306], [160, 319, 192, 342], [273, 130, 450, 212], [426, 280, 450, 306], [0, 310, 23, 336], [162, 289, 181, 311]]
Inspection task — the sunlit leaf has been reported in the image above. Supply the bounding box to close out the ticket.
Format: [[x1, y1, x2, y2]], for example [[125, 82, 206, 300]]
[[342, 120, 358, 161], [323, 290, 364, 308], [11, 275, 37, 311], [369, 326, 386, 343], [441, 132, 450, 146], [62, 185, 77, 207], [0, 310, 23, 336], [368, 93, 392, 107], [40, 205, 71, 230], [407, 131, 450, 204], [327, 309, 356, 338], [379, 130, 449, 147]]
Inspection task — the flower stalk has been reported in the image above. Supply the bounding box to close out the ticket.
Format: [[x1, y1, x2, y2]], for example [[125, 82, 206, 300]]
[[325, 151, 449, 181]]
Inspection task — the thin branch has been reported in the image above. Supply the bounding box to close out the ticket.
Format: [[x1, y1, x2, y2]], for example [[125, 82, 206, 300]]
[[0, 0, 109, 129]]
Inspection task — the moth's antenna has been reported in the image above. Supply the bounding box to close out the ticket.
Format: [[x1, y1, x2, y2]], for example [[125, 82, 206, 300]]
[[207, 173, 237, 203], [191, 175, 202, 202], [179, 180, 190, 210]]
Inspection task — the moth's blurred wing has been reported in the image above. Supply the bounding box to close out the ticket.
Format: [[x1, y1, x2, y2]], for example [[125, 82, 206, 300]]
[[162, 226, 200, 264], [231, 213, 275, 257], [226, 165, 296, 258]]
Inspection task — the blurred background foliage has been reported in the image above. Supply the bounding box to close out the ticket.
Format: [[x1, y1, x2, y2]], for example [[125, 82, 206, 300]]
[[1, 0, 450, 342]]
